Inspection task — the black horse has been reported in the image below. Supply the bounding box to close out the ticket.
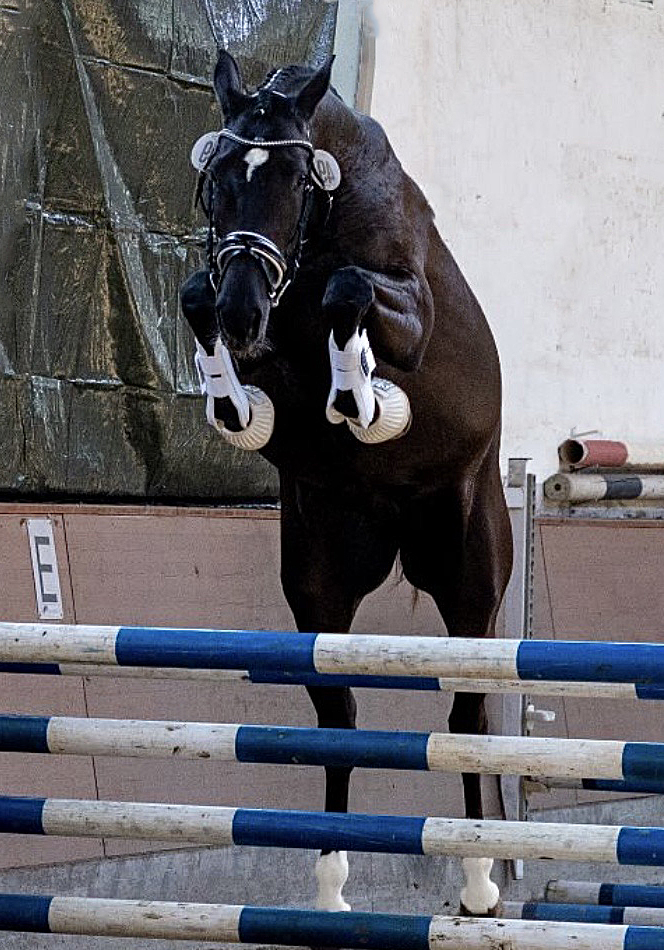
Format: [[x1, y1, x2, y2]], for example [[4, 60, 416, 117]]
[[181, 50, 513, 916]]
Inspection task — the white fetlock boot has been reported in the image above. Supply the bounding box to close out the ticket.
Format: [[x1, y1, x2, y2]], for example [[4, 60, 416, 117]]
[[459, 857, 501, 916], [315, 851, 351, 912], [194, 339, 274, 451], [326, 329, 411, 444]]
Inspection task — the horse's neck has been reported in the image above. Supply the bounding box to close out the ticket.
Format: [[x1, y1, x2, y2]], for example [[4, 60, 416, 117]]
[[310, 96, 426, 273], [312, 95, 383, 177], [312, 93, 356, 144]]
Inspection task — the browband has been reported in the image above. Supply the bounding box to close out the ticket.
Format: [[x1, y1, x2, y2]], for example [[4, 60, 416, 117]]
[[217, 128, 315, 155]]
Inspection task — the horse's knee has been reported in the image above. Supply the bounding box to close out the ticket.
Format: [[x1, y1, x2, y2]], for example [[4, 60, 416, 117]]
[[180, 270, 218, 351], [322, 266, 374, 347], [180, 269, 214, 313]]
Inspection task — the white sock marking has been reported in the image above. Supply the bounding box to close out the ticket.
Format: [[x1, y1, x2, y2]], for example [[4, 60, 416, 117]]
[[315, 851, 351, 912], [460, 857, 500, 914]]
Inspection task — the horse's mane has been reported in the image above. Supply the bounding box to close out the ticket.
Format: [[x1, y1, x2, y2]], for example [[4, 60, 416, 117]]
[[257, 64, 343, 101], [249, 64, 435, 274], [258, 65, 308, 91]]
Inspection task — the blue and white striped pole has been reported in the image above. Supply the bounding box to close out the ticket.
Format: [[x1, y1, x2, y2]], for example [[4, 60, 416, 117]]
[[1, 894, 664, 948], [2, 661, 662, 699], [529, 777, 664, 796], [546, 882, 664, 910], [2, 623, 664, 686], [1, 715, 664, 790], [2, 796, 664, 866], [0, 661, 447, 693], [503, 901, 664, 928]]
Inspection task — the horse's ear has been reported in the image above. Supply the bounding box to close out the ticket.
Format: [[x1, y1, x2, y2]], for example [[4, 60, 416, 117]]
[[293, 57, 334, 120], [213, 49, 249, 120]]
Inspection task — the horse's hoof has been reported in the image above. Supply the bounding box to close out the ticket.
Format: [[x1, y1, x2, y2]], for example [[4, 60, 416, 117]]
[[346, 378, 411, 444], [458, 899, 503, 918], [315, 851, 351, 913], [211, 385, 274, 450]]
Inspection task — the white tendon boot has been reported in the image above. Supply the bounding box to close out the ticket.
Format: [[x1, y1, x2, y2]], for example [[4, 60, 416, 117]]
[[194, 340, 274, 451], [315, 851, 351, 912], [326, 329, 411, 444], [459, 857, 501, 916]]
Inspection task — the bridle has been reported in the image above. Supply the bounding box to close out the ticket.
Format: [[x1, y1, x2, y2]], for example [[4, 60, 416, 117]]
[[196, 128, 332, 307]]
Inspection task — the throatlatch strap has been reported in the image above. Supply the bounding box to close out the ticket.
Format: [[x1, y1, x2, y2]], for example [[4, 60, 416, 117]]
[[194, 339, 250, 430], [326, 329, 377, 429]]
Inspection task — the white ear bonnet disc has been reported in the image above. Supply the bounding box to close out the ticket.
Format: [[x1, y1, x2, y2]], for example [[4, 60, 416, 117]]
[[191, 131, 220, 170], [313, 150, 341, 191]]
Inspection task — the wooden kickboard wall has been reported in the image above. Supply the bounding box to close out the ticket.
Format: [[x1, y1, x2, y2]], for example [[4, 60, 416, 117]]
[[0, 504, 662, 869]]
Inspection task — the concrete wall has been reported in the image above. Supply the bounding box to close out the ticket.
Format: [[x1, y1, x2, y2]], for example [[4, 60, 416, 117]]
[[370, 0, 664, 480]]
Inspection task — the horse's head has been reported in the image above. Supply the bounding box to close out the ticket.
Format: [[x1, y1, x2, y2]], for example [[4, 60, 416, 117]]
[[204, 51, 333, 359]]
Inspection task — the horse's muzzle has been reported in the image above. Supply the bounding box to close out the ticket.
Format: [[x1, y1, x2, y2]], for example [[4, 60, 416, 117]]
[[214, 252, 273, 358], [216, 303, 267, 355]]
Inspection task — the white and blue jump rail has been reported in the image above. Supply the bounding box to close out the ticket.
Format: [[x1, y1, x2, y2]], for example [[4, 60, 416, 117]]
[[0, 714, 663, 794], [546, 881, 664, 910], [503, 901, 664, 928], [2, 795, 664, 867], [1, 894, 664, 949], [3, 660, 659, 701], [2, 624, 664, 694]]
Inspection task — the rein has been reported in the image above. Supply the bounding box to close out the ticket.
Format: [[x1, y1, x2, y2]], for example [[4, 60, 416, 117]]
[[196, 128, 332, 307]]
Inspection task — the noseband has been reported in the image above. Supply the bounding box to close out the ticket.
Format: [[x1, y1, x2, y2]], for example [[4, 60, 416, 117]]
[[215, 230, 288, 305], [198, 128, 330, 307]]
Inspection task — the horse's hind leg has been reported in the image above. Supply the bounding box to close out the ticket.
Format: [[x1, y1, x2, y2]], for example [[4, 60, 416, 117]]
[[280, 475, 399, 914], [308, 685, 356, 912], [399, 454, 512, 915]]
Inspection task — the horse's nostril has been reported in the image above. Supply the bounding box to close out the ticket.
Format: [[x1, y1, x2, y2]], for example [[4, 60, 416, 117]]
[[215, 299, 263, 338]]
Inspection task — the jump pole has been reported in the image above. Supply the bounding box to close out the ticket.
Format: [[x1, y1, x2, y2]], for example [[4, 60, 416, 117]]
[[2, 623, 664, 685], [527, 776, 664, 796], [1, 715, 664, 789], [546, 882, 664, 910], [2, 795, 664, 866], [503, 901, 664, 928], [2, 661, 662, 699], [3, 894, 664, 949]]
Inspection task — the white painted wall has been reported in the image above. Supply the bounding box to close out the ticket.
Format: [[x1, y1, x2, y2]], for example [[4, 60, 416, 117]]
[[370, 0, 664, 479]]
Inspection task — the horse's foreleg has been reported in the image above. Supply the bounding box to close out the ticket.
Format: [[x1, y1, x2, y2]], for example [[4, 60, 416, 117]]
[[180, 270, 273, 446], [322, 266, 425, 441], [180, 270, 242, 431], [323, 265, 434, 370], [322, 267, 378, 424]]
